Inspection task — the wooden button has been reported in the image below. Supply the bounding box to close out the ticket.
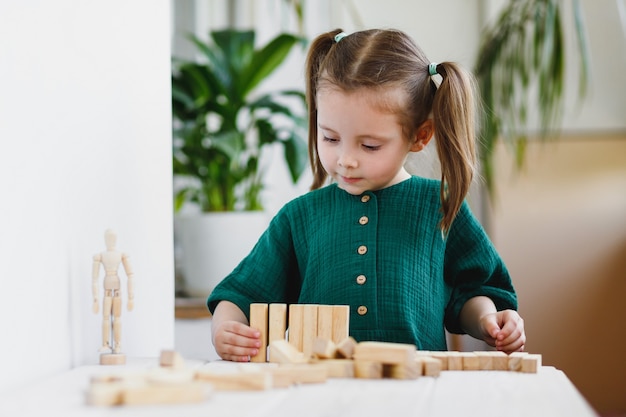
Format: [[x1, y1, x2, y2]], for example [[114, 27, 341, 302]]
[[359, 216, 369, 225], [357, 245, 367, 255], [357, 306, 368, 315], [356, 275, 366, 285], [361, 195, 370, 203]]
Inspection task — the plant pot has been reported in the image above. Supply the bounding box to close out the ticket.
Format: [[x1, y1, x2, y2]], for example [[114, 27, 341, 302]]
[[174, 211, 270, 298]]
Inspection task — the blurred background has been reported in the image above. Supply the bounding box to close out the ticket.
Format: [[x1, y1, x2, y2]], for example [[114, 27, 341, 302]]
[[1, 0, 624, 415]]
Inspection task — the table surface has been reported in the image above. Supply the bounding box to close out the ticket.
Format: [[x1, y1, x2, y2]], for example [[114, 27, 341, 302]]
[[0, 358, 598, 417]]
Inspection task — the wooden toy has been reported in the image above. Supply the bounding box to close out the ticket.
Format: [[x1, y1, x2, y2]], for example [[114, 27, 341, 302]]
[[266, 363, 328, 386], [336, 336, 358, 358], [268, 340, 308, 364], [92, 229, 134, 365], [159, 350, 185, 369], [88, 303, 544, 407], [302, 304, 318, 357], [252, 303, 351, 362], [312, 337, 337, 359], [245, 303, 543, 380], [354, 360, 383, 379], [195, 367, 272, 391], [521, 354, 542, 373], [87, 351, 212, 406], [287, 304, 304, 351], [268, 304, 287, 344], [249, 303, 268, 362], [353, 341, 416, 364], [508, 351, 528, 371], [419, 356, 443, 377]]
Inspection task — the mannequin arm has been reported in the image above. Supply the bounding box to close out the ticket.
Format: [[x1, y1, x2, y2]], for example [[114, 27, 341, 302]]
[[122, 253, 134, 310], [91, 254, 101, 313]]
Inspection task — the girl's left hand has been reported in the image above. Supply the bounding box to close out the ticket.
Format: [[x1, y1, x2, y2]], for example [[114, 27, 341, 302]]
[[480, 309, 526, 354]]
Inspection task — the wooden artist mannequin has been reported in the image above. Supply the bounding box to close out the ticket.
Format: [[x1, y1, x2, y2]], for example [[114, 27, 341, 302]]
[[92, 229, 134, 364]]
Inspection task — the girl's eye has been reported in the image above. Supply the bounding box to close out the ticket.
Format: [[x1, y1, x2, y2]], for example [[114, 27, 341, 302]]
[[363, 144, 381, 151], [323, 136, 338, 143]]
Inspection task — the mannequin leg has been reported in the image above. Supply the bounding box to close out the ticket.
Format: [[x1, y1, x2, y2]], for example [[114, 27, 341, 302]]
[[100, 294, 112, 352], [112, 293, 122, 354]]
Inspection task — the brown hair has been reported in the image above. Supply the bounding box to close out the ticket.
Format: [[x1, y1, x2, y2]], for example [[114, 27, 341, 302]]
[[305, 28, 478, 234]]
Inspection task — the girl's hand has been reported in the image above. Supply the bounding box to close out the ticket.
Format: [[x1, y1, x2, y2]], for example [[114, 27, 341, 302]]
[[212, 319, 262, 362], [480, 309, 526, 354], [211, 300, 263, 361]]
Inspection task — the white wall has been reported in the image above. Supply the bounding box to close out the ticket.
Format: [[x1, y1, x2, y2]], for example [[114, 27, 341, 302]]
[[0, 0, 174, 393]]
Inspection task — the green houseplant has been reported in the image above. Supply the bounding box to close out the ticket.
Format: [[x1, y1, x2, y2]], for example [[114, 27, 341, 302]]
[[474, 0, 589, 199], [172, 29, 308, 212], [171, 29, 308, 297]]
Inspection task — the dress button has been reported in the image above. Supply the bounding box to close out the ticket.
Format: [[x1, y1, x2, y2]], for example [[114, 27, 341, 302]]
[[356, 274, 366, 285], [361, 195, 370, 203], [357, 245, 367, 255], [357, 305, 368, 315], [359, 216, 369, 225]]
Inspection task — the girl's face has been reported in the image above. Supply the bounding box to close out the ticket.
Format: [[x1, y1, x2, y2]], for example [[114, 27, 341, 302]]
[[316, 87, 416, 195]]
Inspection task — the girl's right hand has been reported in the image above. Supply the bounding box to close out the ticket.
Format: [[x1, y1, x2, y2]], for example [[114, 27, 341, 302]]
[[212, 319, 262, 362]]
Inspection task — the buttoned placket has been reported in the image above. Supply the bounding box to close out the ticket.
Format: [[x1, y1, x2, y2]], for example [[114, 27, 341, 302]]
[[353, 192, 378, 327]]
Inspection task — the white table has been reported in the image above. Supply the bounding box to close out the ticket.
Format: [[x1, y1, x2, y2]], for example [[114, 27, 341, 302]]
[[0, 358, 598, 417]]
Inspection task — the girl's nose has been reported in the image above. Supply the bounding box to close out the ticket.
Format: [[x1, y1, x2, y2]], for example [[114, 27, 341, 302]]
[[337, 151, 357, 168]]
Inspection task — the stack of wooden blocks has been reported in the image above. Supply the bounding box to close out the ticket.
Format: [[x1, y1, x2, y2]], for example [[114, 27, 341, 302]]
[[251, 303, 542, 379]]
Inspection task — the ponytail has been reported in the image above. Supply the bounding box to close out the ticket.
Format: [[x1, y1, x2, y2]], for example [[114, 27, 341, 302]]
[[306, 29, 345, 190], [431, 62, 478, 235]]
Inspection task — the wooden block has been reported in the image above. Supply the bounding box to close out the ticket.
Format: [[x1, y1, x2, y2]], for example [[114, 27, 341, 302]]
[[384, 360, 422, 380], [122, 382, 210, 405], [269, 303, 287, 362], [159, 350, 185, 369], [317, 305, 334, 341], [473, 351, 509, 371], [445, 351, 464, 370], [419, 357, 442, 377], [269, 339, 308, 364], [249, 303, 269, 362], [312, 337, 337, 359], [268, 363, 328, 387], [288, 304, 304, 351], [146, 368, 195, 384], [487, 351, 509, 371], [313, 359, 355, 378], [521, 354, 542, 373], [353, 341, 416, 365], [475, 351, 494, 370], [331, 305, 350, 344], [86, 381, 125, 406], [268, 303, 287, 343], [100, 353, 126, 365], [429, 352, 449, 371], [195, 369, 272, 390], [508, 352, 528, 371], [302, 304, 319, 358], [336, 336, 357, 359], [460, 352, 480, 370], [354, 360, 383, 379]]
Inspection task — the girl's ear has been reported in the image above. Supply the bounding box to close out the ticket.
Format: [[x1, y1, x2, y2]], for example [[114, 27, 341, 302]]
[[409, 119, 434, 152]]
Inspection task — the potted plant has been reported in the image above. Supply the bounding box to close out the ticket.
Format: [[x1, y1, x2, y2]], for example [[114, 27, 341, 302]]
[[474, 0, 589, 199], [171, 29, 308, 297]]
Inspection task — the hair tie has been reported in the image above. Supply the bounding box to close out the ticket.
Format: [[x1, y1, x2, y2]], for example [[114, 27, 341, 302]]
[[428, 62, 439, 76], [334, 32, 348, 43]]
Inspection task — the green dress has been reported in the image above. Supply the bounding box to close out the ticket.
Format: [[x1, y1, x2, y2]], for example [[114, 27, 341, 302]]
[[207, 176, 517, 350]]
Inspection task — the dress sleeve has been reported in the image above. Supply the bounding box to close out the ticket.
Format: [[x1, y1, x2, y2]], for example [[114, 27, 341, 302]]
[[443, 201, 518, 334], [206, 206, 301, 320]]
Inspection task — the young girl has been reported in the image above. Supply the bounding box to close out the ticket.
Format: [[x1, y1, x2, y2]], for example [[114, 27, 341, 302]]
[[207, 28, 526, 362]]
